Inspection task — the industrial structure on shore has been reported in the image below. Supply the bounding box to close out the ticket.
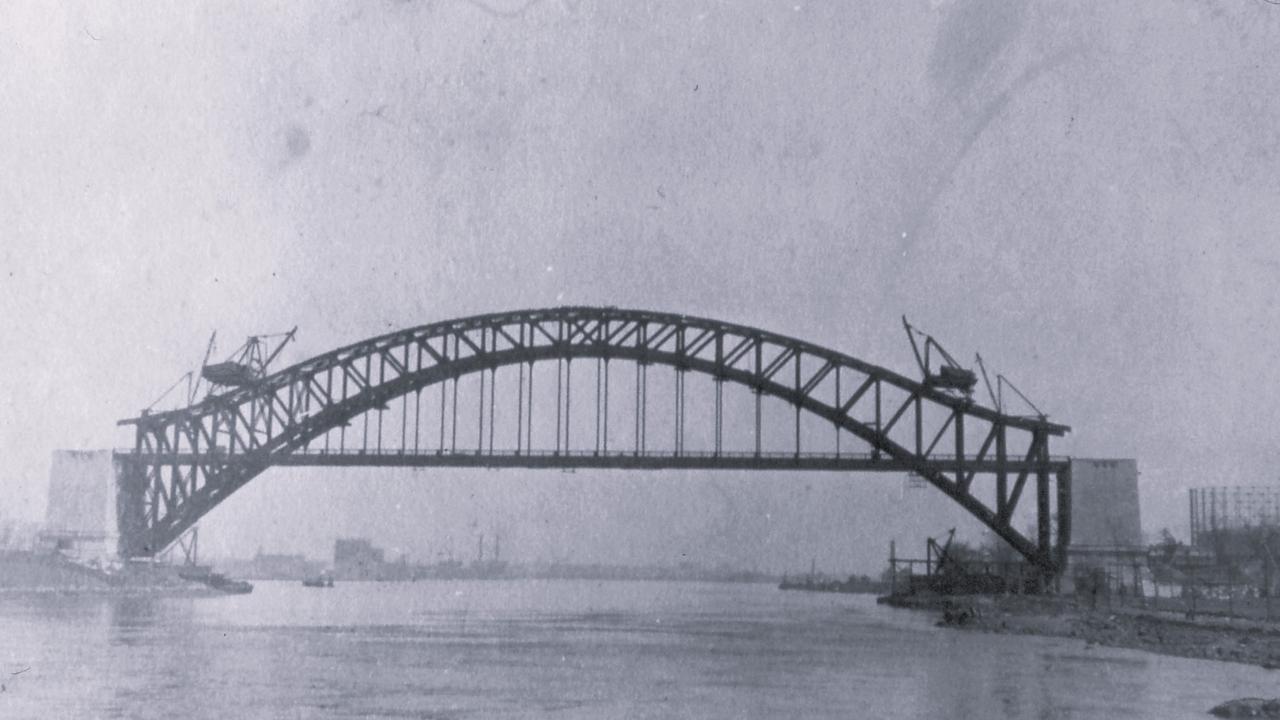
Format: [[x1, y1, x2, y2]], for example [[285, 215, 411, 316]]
[[332, 535, 508, 581], [1183, 485, 1280, 596]]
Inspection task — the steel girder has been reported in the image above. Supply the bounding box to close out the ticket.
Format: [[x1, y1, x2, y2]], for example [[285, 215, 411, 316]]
[[116, 307, 1071, 572]]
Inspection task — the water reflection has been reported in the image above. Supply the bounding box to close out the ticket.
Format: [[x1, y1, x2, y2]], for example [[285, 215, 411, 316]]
[[108, 595, 167, 646], [0, 583, 1276, 719]]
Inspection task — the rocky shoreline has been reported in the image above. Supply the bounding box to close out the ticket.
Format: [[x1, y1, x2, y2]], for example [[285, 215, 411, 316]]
[[881, 593, 1280, 670]]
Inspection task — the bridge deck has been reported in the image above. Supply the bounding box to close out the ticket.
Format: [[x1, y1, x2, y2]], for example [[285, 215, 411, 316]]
[[118, 448, 1070, 474]]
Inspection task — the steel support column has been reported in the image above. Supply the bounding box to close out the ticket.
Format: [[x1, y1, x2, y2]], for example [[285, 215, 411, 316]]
[[1056, 461, 1072, 573]]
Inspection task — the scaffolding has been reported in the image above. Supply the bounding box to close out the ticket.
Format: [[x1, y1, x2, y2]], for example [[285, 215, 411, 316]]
[[1190, 486, 1280, 546], [1185, 486, 1280, 599]]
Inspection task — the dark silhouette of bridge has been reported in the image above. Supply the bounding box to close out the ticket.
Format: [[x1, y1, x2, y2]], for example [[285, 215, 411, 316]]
[[116, 307, 1071, 575]]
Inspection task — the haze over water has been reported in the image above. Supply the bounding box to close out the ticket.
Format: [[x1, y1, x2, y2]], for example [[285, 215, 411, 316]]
[[2, 581, 1274, 719]]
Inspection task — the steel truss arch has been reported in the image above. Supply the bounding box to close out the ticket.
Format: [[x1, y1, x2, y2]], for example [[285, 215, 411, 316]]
[[117, 307, 1071, 575]]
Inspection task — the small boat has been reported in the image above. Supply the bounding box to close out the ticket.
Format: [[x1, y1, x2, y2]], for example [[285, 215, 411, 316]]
[[177, 565, 213, 582], [206, 572, 254, 594], [302, 573, 334, 588], [177, 566, 252, 594]]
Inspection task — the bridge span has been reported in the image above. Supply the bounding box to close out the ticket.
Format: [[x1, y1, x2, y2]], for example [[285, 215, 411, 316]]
[[116, 307, 1071, 576]]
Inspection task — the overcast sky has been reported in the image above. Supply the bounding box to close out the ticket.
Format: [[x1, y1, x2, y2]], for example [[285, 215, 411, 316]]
[[3, 1, 1278, 573]]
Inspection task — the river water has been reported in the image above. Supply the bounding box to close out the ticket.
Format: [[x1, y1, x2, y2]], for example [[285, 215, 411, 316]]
[[0, 580, 1274, 719]]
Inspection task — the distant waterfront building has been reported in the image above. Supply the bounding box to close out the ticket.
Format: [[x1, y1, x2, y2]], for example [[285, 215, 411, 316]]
[[1188, 485, 1280, 563], [334, 537, 387, 580], [251, 550, 316, 579], [215, 550, 325, 580], [0, 518, 42, 552], [1189, 485, 1280, 544]]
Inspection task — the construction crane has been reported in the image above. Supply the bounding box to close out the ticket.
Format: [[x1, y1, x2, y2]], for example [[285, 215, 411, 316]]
[[974, 353, 1047, 420], [139, 327, 297, 414], [901, 316, 977, 394], [201, 327, 298, 388]]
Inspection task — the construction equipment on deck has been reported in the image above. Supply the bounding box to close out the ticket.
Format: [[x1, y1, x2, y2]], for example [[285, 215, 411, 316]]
[[201, 327, 297, 388], [902, 317, 977, 393], [976, 353, 1047, 420]]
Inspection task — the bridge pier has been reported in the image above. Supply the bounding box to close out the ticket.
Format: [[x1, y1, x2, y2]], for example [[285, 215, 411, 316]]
[[1023, 427, 1074, 585], [114, 455, 149, 558]]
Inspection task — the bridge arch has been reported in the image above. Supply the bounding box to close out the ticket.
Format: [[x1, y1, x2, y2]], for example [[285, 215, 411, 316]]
[[117, 307, 1071, 574]]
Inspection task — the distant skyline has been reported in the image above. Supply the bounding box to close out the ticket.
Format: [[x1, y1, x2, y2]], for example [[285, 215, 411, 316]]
[[191, 466, 1006, 576], [4, 2, 1279, 574]]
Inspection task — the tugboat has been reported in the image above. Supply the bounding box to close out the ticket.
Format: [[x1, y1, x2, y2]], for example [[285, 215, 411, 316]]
[[302, 572, 334, 588], [177, 565, 254, 594], [208, 573, 254, 594]]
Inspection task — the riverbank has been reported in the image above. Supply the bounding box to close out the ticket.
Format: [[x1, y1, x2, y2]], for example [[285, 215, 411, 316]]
[[882, 593, 1280, 670], [0, 551, 218, 597]]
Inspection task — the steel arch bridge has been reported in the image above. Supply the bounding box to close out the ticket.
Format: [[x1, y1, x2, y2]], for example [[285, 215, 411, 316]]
[[116, 307, 1072, 575]]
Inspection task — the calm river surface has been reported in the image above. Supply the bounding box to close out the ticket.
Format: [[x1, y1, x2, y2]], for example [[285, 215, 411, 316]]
[[0, 580, 1274, 719]]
